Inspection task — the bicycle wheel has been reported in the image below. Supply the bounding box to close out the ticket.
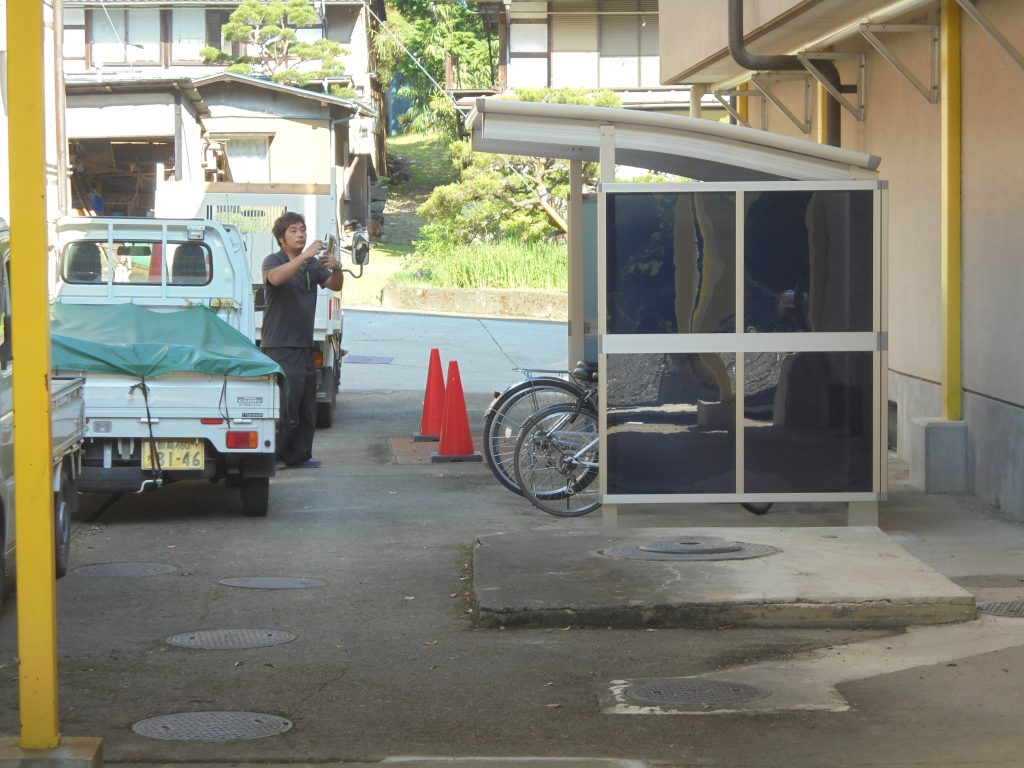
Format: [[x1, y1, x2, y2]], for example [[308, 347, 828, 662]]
[[483, 376, 583, 495], [513, 402, 601, 518]]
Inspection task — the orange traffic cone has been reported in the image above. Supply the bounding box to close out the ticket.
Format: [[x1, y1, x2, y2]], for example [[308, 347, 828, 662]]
[[432, 360, 482, 463], [414, 347, 446, 441]]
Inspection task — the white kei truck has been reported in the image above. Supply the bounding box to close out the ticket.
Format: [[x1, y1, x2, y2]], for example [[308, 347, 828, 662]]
[[154, 189, 368, 429], [0, 220, 85, 604], [49, 217, 282, 517]]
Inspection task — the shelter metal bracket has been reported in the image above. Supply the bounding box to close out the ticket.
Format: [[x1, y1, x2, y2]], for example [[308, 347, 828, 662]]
[[955, 0, 1024, 71], [859, 24, 939, 103], [712, 89, 752, 129], [749, 73, 813, 134], [798, 51, 866, 121]]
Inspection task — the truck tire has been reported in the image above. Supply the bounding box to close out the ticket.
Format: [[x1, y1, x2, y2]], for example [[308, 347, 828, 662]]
[[316, 365, 337, 429], [240, 476, 269, 517], [54, 460, 77, 578]]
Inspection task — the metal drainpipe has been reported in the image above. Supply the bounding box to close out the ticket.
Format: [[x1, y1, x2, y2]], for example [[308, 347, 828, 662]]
[[727, 0, 842, 146]]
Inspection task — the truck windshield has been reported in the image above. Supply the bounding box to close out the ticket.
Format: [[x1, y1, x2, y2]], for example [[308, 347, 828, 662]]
[[62, 241, 212, 286]]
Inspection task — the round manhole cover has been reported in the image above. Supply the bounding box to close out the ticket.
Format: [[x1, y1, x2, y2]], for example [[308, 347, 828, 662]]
[[603, 536, 777, 561], [166, 629, 297, 650], [74, 562, 178, 577], [639, 539, 743, 555], [218, 577, 326, 590], [624, 678, 766, 709], [978, 601, 1024, 618], [132, 711, 291, 741]]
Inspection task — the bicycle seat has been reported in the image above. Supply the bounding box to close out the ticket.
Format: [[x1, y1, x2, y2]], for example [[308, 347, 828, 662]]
[[572, 360, 599, 383]]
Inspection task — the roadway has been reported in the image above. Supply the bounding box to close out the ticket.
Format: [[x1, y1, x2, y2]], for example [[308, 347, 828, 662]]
[[0, 309, 1022, 767]]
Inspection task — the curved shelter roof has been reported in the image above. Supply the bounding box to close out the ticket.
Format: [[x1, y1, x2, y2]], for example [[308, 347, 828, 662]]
[[465, 99, 881, 182]]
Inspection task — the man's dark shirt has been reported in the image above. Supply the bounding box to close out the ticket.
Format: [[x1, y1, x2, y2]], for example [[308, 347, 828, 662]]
[[261, 249, 332, 347]]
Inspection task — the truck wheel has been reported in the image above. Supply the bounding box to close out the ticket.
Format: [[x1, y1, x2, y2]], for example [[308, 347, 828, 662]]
[[54, 460, 77, 578], [316, 366, 337, 429], [240, 476, 269, 517]]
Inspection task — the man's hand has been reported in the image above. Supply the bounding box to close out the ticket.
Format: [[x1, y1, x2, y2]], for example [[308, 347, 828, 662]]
[[318, 250, 340, 272], [300, 240, 325, 261]]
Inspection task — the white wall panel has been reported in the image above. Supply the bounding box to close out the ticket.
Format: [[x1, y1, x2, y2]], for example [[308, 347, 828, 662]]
[[510, 23, 548, 53], [551, 52, 599, 88], [508, 56, 549, 88]]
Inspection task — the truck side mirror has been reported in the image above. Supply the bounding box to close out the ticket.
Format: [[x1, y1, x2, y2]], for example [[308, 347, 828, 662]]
[[351, 232, 370, 266]]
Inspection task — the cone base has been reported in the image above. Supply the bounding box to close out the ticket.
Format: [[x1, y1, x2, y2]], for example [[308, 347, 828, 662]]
[[413, 433, 440, 442], [430, 452, 483, 464]]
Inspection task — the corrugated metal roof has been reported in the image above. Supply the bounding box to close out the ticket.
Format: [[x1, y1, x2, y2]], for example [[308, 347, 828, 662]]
[[192, 72, 375, 118], [65, 74, 211, 117]]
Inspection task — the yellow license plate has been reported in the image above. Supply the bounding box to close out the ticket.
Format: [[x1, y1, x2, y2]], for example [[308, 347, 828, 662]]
[[141, 440, 205, 470]]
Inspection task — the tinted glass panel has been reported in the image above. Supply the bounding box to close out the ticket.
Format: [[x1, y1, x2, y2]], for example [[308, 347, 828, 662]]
[[606, 353, 735, 494], [606, 192, 736, 334], [744, 352, 873, 492], [743, 190, 873, 333]]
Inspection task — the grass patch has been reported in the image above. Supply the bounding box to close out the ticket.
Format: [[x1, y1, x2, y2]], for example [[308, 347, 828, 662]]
[[405, 240, 567, 291], [386, 132, 457, 192]]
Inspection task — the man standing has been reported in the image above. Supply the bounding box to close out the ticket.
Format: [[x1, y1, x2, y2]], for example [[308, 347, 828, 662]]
[[262, 212, 344, 468]]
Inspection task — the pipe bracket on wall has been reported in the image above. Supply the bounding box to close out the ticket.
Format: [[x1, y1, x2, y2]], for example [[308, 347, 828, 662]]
[[954, 0, 1024, 71], [859, 24, 940, 104], [798, 51, 866, 121], [750, 73, 813, 134]]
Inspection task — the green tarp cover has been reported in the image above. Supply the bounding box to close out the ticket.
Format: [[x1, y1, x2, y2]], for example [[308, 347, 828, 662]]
[[51, 303, 283, 381]]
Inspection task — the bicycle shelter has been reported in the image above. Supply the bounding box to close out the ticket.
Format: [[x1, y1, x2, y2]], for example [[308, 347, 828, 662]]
[[466, 99, 887, 525]]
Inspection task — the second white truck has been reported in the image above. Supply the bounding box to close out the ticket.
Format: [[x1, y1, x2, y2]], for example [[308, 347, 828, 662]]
[[154, 188, 368, 428], [49, 217, 282, 516]]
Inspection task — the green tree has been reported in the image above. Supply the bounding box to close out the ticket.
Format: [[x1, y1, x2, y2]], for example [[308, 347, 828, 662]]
[[203, 0, 347, 87], [414, 88, 623, 257], [373, 0, 493, 136]]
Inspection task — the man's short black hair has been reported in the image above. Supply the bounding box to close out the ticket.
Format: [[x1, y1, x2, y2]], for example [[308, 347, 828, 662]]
[[273, 211, 306, 246]]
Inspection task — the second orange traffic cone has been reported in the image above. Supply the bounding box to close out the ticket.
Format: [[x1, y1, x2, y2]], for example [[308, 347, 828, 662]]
[[432, 360, 482, 463]]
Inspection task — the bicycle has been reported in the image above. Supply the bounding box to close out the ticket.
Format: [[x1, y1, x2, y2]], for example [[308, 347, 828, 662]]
[[512, 370, 601, 518], [482, 369, 587, 495]]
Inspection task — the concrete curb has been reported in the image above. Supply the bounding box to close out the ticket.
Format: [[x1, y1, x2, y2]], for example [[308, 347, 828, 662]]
[[380, 283, 567, 321]]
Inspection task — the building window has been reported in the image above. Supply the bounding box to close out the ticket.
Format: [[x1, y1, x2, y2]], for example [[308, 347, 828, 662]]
[[89, 8, 161, 66], [206, 10, 241, 58], [223, 137, 271, 183], [172, 8, 206, 63]]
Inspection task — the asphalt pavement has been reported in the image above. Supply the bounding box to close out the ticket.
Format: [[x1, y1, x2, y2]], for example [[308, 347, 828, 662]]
[[0, 309, 1022, 768]]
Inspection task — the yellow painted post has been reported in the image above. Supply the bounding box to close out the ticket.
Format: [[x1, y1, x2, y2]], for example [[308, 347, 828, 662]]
[[737, 81, 748, 124], [940, 0, 962, 420], [816, 82, 828, 145], [7, 0, 61, 748]]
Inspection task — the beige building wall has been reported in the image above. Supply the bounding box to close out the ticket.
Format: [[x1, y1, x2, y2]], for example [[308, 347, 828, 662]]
[[203, 113, 333, 186]]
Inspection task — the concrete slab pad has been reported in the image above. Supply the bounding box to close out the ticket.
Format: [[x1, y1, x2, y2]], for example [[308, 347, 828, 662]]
[[473, 527, 976, 629], [0, 737, 102, 768]]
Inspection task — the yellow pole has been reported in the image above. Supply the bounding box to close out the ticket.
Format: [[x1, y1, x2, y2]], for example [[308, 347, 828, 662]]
[[737, 81, 749, 124], [940, 0, 962, 420], [7, 0, 61, 748], [816, 82, 828, 144]]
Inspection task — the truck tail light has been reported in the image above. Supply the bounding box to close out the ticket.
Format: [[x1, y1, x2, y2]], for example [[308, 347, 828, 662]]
[[313, 349, 324, 368], [201, 418, 224, 425], [226, 431, 258, 449]]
